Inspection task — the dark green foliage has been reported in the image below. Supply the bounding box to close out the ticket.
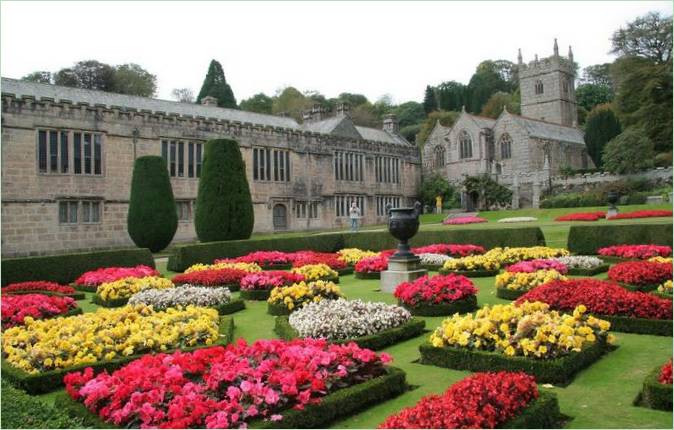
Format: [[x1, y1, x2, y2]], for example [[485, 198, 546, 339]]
[[195, 139, 254, 242], [1, 248, 155, 286], [240, 289, 271, 301], [567, 223, 672, 255], [399, 123, 421, 143], [576, 84, 614, 112], [275, 316, 426, 351], [400, 295, 477, 316], [463, 174, 512, 208], [438, 269, 501, 278], [92, 295, 129, 308], [54, 392, 117, 429], [602, 128, 655, 174], [594, 313, 672, 336], [423, 85, 437, 114], [610, 11, 672, 64], [567, 264, 610, 276], [48, 60, 157, 96], [355, 271, 381, 280], [268, 302, 292, 316], [127, 156, 178, 252], [496, 287, 526, 301], [480, 91, 521, 118], [1, 317, 234, 394], [337, 267, 354, 276], [417, 110, 460, 147], [240, 93, 273, 114], [584, 104, 622, 167], [420, 173, 457, 209], [196, 60, 237, 108], [393, 101, 426, 128], [419, 339, 610, 385], [435, 81, 466, 111], [466, 60, 515, 113], [112, 63, 157, 98], [639, 365, 673, 410], [21, 71, 53, 84], [215, 299, 246, 315], [500, 391, 563, 429], [1, 380, 85, 429]]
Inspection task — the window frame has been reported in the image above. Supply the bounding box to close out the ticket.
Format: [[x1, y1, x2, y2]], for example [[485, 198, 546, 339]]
[[458, 130, 473, 159], [161, 139, 204, 179], [499, 133, 512, 160], [37, 129, 104, 177]]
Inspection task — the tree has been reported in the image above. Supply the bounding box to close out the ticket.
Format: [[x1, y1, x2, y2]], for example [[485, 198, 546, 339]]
[[195, 139, 254, 242], [393, 101, 425, 128], [335, 92, 369, 108], [575, 83, 614, 111], [196, 60, 238, 109], [584, 104, 622, 168], [272, 86, 311, 121], [240, 93, 273, 114], [466, 60, 512, 113], [112, 64, 156, 97], [581, 63, 614, 87], [422, 85, 437, 114], [127, 156, 178, 252], [436, 81, 466, 111], [54, 60, 115, 91], [420, 173, 455, 208], [610, 11, 672, 64], [21, 71, 52, 84], [171, 88, 195, 103], [602, 128, 655, 174], [480, 91, 520, 118], [463, 174, 512, 209], [399, 124, 421, 143], [349, 102, 379, 127], [417, 110, 460, 147]]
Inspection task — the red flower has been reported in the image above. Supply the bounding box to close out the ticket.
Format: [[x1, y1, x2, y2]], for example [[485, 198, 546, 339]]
[[607, 210, 673, 220], [659, 359, 673, 384], [75, 265, 159, 287], [172, 268, 249, 287], [2, 281, 76, 295], [506, 259, 568, 274], [1, 293, 78, 328], [608, 261, 672, 286], [394, 274, 477, 306], [289, 252, 347, 270], [379, 372, 538, 429], [240, 271, 305, 291], [598, 245, 672, 259], [555, 211, 606, 222], [217, 251, 292, 266], [355, 255, 389, 273], [442, 216, 488, 225], [411, 244, 485, 257]]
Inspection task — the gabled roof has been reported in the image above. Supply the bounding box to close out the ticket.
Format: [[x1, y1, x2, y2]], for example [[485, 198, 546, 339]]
[[302, 115, 362, 140], [510, 114, 584, 145], [466, 113, 496, 129], [355, 126, 410, 146]]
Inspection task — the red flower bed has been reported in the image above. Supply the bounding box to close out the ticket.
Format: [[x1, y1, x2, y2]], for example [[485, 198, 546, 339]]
[[2, 281, 76, 295], [1, 293, 77, 329], [355, 255, 389, 273], [75, 265, 160, 287], [379, 372, 538, 429], [554, 211, 606, 222], [290, 252, 347, 270], [442, 216, 488, 225], [659, 359, 673, 384], [598, 245, 672, 259], [64, 338, 392, 429], [506, 259, 568, 274], [240, 271, 305, 291], [608, 210, 673, 220], [516, 279, 672, 320], [411, 243, 486, 257], [394, 274, 477, 306], [172, 268, 249, 287], [217, 251, 292, 266], [608, 261, 673, 287]]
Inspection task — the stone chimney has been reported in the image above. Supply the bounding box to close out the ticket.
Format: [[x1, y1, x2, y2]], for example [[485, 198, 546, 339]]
[[383, 113, 399, 134], [201, 96, 218, 107], [303, 104, 328, 123], [336, 103, 350, 116]]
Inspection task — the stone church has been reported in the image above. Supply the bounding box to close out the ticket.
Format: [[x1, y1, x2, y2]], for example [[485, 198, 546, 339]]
[[422, 40, 592, 209]]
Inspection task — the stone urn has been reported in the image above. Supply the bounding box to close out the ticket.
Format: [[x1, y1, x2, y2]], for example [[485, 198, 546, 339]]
[[386, 201, 422, 260], [606, 191, 619, 218]]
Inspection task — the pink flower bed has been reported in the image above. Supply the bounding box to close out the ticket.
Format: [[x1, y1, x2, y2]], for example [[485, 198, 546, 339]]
[[74, 265, 159, 287], [355, 255, 389, 273], [290, 251, 347, 270], [240, 271, 305, 291], [442, 216, 488, 225], [506, 259, 568, 274], [555, 211, 606, 222], [394, 274, 478, 306], [1, 293, 78, 329], [412, 244, 485, 257], [598, 245, 672, 259], [2, 281, 77, 296], [216, 251, 292, 266]]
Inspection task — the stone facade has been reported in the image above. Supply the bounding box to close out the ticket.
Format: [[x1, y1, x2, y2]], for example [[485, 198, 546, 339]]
[[1, 78, 421, 257]]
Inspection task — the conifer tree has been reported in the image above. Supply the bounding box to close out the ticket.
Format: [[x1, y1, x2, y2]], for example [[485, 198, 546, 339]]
[[584, 104, 622, 168], [422, 85, 438, 114], [196, 60, 238, 109]]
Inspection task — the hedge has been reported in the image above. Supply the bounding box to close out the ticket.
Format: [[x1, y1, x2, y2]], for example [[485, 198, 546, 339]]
[[421, 263, 443, 271], [594, 313, 672, 336], [2, 290, 86, 300], [567, 223, 673, 255], [439, 268, 500, 278], [399, 295, 477, 316], [619, 282, 660, 292], [1, 316, 234, 394], [53, 366, 408, 430], [419, 339, 610, 385], [274, 316, 426, 351], [2, 380, 85, 429], [167, 227, 546, 272], [638, 365, 673, 411], [1, 248, 155, 287], [567, 264, 610, 276], [355, 271, 381, 280], [92, 294, 129, 308], [240, 289, 271, 301], [496, 287, 527, 301], [267, 302, 292, 316], [337, 267, 354, 276], [261, 263, 292, 270], [500, 391, 562, 429]]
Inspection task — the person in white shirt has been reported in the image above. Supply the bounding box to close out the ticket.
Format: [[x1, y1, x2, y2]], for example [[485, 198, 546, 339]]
[[349, 202, 361, 232]]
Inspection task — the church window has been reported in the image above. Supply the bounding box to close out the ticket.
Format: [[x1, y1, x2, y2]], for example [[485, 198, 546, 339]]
[[459, 130, 473, 159], [433, 146, 445, 168], [499, 133, 512, 159], [535, 80, 544, 95]]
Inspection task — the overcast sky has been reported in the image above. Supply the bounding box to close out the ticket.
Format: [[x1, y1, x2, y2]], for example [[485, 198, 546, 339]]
[[1, 1, 671, 104]]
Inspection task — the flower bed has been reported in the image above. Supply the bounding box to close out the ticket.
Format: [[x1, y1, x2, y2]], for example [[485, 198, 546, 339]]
[[239, 271, 305, 300], [128, 286, 245, 315], [497, 216, 538, 223], [649, 256, 674, 264], [72, 265, 160, 292], [184, 261, 262, 274], [607, 209, 673, 220], [598, 244, 672, 260], [495, 270, 567, 300], [1, 294, 81, 329], [506, 259, 568, 274], [411, 243, 485, 257], [553, 256, 609, 276], [2, 281, 85, 300], [290, 263, 339, 283], [417, 253, 452, 270], [638, 360, 673, 411], [1, 306, 232, 394], [655, 280, 673, 298], [439, 255, 500, 277], [443, 216, 488, 225], [484, 246, 570, 265], [394, 274, 478, 316], [355, 255, 389, 279], [93, 276, 174, 307], [171, 268, 249, 291], [379, 372, 561, 429], [216, 250, 293, 269], [516, 279, 673, 336], [608, 261, 673, 291], [57, 338, 405, 429], [555, 211, 606, 222], [267, 281, 344, 315], [419, 302, 612, 384], [290, 251, 348, 271], [337, 248, 379, 265]]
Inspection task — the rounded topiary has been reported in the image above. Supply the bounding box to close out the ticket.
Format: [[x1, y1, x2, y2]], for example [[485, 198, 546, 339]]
[[195, 139, 254, 242], [127, 156, 178, 252]]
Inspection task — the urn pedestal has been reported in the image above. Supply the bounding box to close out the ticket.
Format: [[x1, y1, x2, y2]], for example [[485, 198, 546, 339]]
[[606, 191, 620, 218]]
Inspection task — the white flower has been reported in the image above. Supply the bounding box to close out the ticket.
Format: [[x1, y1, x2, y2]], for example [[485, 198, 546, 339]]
[[418, 253, 452, 266], [497, 217, 538, 223], [128, 285, 232, 310], [553, 256, 604, 269]]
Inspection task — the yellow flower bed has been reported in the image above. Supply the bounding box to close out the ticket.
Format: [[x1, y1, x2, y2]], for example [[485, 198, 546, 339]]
[[429, 301, 612, 359], [441, 255, 501, 272], [648, 256, 673, 264], [291, 263, 339, 281], [337, 248, 379, 265], [267, 281, 344, 311], [484, 247, 570, 265], [184, 262, 262, 274], [97, 276, 174, 301], [495, 270, 567, 292], [2, 305, 219, 374], [657, 280, 672, 295]]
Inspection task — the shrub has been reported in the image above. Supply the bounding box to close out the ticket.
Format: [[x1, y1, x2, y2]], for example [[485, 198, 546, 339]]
[[195, 139, 254, 242], [1, 380, 84, 429], [602, 128, 655, 174], [567, 224, 673, 255], [127, 156, 178, 252], [585, 104, 622, 168]]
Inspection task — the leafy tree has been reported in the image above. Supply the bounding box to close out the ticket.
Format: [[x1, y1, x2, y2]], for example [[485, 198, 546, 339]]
[[576, 83, 614, 111], [171, 88, 195, 103], [584, 104, 622, 168], [240, 93, 273, 114], [196, 60, 238, 109], [491, 60, 519, 91], [335, 92, 369, 107], [436, 81, 466, 111], [480, 91, 520, 118], [417, 110, 460, 147], [54, 60, 115, 91], [581, 63, 614, 87], [420, 173, 456, 208], [112, 64, 156, 97], [422, 85, 437, 114], [195, 139, 254, 242], [127, 156, 178, 252], [393, 101, 425, 128], [400, 124, 421, 143], [610, 11, 672, 63], [463, 174, 512, 209], [21, 71, 52, 84], [372, 94, 394, 118], [466, 60, 512, 113], [602, 128, 655, 174], [272, 86, 312, 121], [349, 102, 379, 127]]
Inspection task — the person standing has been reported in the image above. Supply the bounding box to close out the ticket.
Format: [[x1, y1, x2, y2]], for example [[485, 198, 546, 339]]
[[349, 201, 361, 232]]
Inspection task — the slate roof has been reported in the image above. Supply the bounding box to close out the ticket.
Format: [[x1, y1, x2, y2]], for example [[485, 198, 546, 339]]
[[466, 113, 496, 129], [355, 126, 410, 146], [301, 116, 346, 134], [511, 115, 585, 145]]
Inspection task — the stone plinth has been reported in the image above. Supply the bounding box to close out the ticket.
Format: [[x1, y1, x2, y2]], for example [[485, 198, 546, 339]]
[[606, 207, 619, 218], [380, 256, 427, 293]]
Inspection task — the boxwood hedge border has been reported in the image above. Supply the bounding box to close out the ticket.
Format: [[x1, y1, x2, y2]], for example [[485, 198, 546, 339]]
[[355, 271, 381, 280], [267, 302, 292, 316], [496, 287, 527, 301], [637, 364, 673, 411], [438, 268, 500, 278], [399, 295, 478, 316], [2, 290, 86, 300], [619, 282, 660, 292], [337, 267, 354, 276], [500, 391, 563, 429], [567, 223, 672, 255], [593, 313, 672, 336], [92, 294, 128, 308], [1, 316, 235, 394], [260, 263, 292, 270], [240, 289, 271, 301], [567, 264, 610, 276]]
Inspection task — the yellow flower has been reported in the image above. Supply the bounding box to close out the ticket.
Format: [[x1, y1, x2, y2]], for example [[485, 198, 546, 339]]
[[185, 262, 262, 273], [484, 247, 569, 265], [291, 264, 338, 281], [657, 280, 673, 295], [495, 270, 567, 292], [442, 255, 501, 272], [267, 281, 344, 311], [648, 256, 673, 264], [336, 248, 379, 265], [97, 276, 174, 301]]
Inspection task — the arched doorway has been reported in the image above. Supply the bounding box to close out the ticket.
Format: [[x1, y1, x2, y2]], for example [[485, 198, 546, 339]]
[[272, 204, 287, 230]]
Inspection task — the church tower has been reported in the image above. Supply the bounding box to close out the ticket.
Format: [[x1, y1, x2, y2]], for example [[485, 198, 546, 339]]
[[518, 40, 578, 127]]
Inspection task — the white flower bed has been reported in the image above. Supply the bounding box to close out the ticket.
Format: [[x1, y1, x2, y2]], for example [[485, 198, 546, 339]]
[[418, 253, 452, 266], [497, 217, 538, 223], [288, 298, 411, 340], [128, 285, 232, 310], [553, 255, 605, 269]]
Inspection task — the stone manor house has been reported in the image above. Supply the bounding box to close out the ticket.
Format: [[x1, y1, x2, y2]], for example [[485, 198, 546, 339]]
[[1, 78, 420, 257], [422, 40, 592, 210]]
